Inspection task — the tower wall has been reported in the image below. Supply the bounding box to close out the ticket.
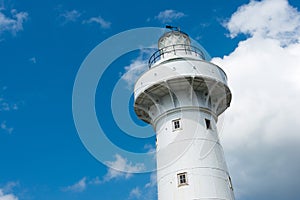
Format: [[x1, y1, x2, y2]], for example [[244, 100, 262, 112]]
[[134, 31, 234, 200], [155, 108, 234, 200]]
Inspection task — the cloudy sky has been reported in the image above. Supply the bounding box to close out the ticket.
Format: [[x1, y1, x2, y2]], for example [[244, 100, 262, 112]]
[[1, 0, 300, 199]]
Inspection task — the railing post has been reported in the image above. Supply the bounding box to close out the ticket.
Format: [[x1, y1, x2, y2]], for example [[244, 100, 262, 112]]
[[173, 45, 176, 55]]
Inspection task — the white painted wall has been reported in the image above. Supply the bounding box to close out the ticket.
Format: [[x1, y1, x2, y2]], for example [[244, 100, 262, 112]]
[[134, 31, 234, 200]]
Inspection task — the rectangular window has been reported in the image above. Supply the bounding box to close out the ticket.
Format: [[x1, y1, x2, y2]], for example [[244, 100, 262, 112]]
[[228, 176, 233, 190], [177, 172, 188, 186], [172, 119, 181, 131], [205, 118, 212, 129]]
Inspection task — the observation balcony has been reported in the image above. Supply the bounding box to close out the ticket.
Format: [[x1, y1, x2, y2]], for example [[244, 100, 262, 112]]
[[148, 44, 206, 68]]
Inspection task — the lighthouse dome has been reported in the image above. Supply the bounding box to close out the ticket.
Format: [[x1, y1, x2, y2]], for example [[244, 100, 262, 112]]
[[158, 30, 190, 49]]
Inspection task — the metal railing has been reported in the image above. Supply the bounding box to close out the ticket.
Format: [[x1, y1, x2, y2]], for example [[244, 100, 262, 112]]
[[148, 44, 205, 68]]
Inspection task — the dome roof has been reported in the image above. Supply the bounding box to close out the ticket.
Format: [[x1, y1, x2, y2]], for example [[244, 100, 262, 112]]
[[158, 31, 191, 49]]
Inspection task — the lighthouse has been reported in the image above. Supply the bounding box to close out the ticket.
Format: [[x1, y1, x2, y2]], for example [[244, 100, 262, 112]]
[[134, 27, 234, 200]]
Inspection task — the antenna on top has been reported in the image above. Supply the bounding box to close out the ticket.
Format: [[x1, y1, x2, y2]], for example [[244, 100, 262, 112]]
[[166, 25, 180, 31]]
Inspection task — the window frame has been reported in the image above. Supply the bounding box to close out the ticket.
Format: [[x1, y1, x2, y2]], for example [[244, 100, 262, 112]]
[[228, 176, 233, 190], [205, 118, 212, 130], [172, 118, 182, 131], [177, 172, 188, 187]]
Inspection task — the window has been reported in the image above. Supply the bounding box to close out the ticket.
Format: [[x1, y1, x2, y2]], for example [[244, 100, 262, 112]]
[[177, 172, 188, 186], [174, 120, 180, 129], [172, 119, 181, 131], [228, 176, 233, 190], [205, 118, 212, 129]]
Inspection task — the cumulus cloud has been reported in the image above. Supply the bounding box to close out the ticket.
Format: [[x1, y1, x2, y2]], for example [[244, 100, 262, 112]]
[[83, 16, 111, 29], [0, 190, 18, 200], [103, 154, 145, 182], [62, 177, 87, 193], [0, 182, 19, 200], [211, 0, 300, 199], [63, 155, 145, 193], [63, 176, 104, 193], [0, 9, 28, 35], [1, 182, 18, 194], [224, 0, 300, 46], [121, 49, 154, 89], [155, 9, 185, 23], [128, 172, 157, 200]]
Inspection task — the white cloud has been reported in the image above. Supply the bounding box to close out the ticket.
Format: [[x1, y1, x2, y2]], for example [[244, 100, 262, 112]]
[[64, 155, 145, 192], [144, 172, 156, 189], [121, 49, 154, 89], [62, 177, 87, 193], [0, 190, 18, 200], [60, 10, 81, 23], [128, 172, 157, 200], [0, 87, 20, 134], [63, 176, 103, 193], [211, 0, 300, 199], [0, 96, 19, 112], [58, 9, 111, 29], [103, 154, 145, 182], [122, 60, 147, 89], [128, 187, 142, 199], [1, 121, 13, 134], [1, 182, 18, 194], [1, 102, 9, 111], [0, 9, 28, 35], [143, 144, 155, 153], [224, 0, 300, 46], [88, 176, 101, 185], [0, 182, 19, 200], [155, 9, 185, 23], [83, 16, 111, 29]]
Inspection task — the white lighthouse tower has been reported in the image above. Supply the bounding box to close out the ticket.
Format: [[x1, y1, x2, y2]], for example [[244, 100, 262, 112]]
[[134, 27, 234, 200]]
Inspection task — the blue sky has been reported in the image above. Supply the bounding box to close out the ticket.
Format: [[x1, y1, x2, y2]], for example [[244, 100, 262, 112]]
[[1, 0, 300, 199]]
